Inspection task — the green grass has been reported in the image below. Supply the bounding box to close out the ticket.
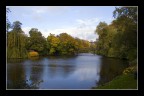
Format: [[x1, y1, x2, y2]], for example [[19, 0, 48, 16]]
[[95, 73, 137, 89]]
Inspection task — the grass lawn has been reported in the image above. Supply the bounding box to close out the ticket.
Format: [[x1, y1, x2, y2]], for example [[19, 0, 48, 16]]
[[95, 73, 137, 89]]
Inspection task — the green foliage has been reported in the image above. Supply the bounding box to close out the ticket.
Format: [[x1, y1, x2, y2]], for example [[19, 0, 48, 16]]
[[95, 22, 108, 37], [46, 33, 90, 55], [75, 38, 90, 53], [7, 25, 90, 58], [113, 7, 137, 23], [107, 48, 116, 57], [12, 21, 22, 31], [49, 48, 56, 55], [47, 33, 60, 55], [7, 21, 28, 58], [94, 74, 137, 89], [58, 33, 77, 55], [7, 7, 137, 59], [26, 28, 47, 56], [95, 22, 110, 56], [95, 7, 137, 61], [6, 8, 91, 58], [89, 42, 96, 54]]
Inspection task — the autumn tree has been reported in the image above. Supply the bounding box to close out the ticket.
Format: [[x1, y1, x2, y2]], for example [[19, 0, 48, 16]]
[[47, 33, 60, 55], [46, 33, 90, 55], [58, 33, 79, 55]]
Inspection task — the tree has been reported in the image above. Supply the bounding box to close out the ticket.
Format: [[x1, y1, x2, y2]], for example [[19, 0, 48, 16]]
[[58, 33, 79, 55], [6, 8, 11, 32], [95, 22, 108, 37], [95, 7, 137, 60], [26, 28, 47, 55], [113, 7, 137, 60], [95, 22, 108, 55], [46, 33, 86, 55], [47, 33, 60, 55], [113, 7, 137, 24], [90, 41, 96, 54], [7, 21, 28, 58]]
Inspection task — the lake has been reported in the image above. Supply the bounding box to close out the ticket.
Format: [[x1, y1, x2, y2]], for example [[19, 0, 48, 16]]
[[7, 53, 128, 89]]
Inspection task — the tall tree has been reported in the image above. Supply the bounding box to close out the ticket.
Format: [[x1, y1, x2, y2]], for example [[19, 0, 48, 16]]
[[7, 21, 28, 58], [95, 22, 108, 55], [95, 7, 137, 60], [26, 28, 47, 55], [113, 7, 137, 23], [113, 7, 137, 60], [58, 33, 79, 55], [47, 33, 60, 55], [6, 8, 11, 32], [12, 21, 22, 31]]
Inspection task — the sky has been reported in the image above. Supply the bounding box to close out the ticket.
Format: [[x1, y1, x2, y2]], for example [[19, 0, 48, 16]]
[[7, 6, 117, 41]]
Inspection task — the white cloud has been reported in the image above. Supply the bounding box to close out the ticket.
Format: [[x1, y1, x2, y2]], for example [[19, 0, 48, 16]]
[[35, 9, 45, 14], [22, 27, 31, 37], [31, 6, 68, 14], [76, 18, 99, 26], [71, 63, 100, 81], [41, 26, 98, 42], [28, 6, 69, 23], [22, 18, 99, 41]]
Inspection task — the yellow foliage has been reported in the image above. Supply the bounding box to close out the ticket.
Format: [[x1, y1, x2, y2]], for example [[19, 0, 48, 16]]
[[28, 51, 39, 57], [123, 65, 137, 75]]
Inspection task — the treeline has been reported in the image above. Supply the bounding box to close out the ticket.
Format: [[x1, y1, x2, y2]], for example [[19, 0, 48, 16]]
[[95, 7, 137, 61], [7, 22, 90, 58]]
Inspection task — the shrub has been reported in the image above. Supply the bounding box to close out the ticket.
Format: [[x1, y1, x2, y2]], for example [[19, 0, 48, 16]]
[[123, 66, 137, 75], [28, 51, 39, 57]]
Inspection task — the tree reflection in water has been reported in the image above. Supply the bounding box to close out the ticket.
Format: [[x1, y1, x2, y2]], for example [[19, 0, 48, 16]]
[[7, 78, 43, 89], [48, 63, 75, 78], [96, 57, 129, 86], [7, 54, 129, 89], [7, 58, 43, 89]]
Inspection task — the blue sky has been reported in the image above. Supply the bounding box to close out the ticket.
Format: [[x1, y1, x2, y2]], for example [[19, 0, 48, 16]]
[[7, 6, 117, 41]]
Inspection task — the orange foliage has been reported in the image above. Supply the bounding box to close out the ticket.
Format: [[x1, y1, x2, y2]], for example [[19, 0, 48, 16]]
[[28, 51, 39, 57]]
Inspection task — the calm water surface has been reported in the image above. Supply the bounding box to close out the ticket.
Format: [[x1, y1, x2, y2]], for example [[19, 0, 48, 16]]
[[7, 53, 128, 89]]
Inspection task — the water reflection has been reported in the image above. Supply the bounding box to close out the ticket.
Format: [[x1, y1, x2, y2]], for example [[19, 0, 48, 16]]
[[96, 57, 129, 86], [7, 53, 128, 89], [7, 60, 25, 89], [23, 58, 44, 88], [47, 63, 75, 78], [72, 65, 100, 81], [7, 59, 42, 89]]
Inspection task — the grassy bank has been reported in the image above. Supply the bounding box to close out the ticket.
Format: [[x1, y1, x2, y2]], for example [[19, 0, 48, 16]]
[[93, 73, 137, 89]]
